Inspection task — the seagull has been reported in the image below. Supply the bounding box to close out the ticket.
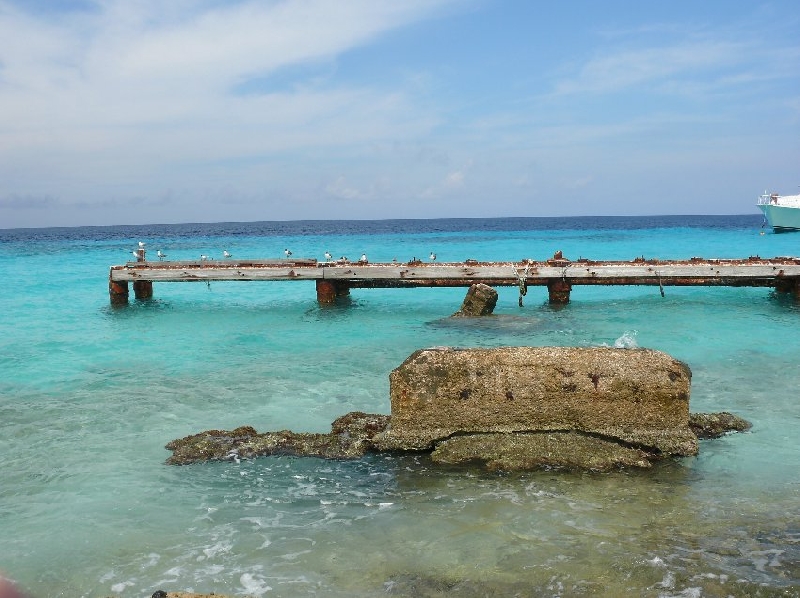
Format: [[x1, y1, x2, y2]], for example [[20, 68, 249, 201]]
[[284, 248, 292, 258], [131, 251, 139, 260], [157, 250, 167, 260], [138, 241, 146, 248], [429, 252, 437, 261], [200, 254, 208, 261], [223, 250, 231, 259], [324, 251, 332, 261], [359, 253, 368, 263]]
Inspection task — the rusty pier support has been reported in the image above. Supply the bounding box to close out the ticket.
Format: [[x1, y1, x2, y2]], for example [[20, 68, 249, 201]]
[[109, 278, 129, 305], [133, 280, 153, 300], [132, 247, 153, 300], [775, 278, 800, 299], [547, 279, 572, 304], [545, 251, 572, 304], [316, 279, 350, 304]]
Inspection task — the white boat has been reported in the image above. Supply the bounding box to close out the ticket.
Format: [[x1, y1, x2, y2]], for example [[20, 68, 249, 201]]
[[757, 190, 800, 232]]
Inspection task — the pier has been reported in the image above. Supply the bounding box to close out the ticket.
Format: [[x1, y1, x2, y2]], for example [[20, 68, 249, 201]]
[[109, 250, 800, 306]]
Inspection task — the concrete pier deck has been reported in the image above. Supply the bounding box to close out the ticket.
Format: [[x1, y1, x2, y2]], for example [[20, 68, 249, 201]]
[[108, 252, 800, 305]]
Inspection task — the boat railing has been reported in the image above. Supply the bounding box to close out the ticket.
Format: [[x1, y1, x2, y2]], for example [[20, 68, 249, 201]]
[[757, 192, 779, 206]]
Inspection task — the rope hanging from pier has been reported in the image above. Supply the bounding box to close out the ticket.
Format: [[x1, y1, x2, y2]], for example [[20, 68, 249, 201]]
[[516, 264, 529, 307]]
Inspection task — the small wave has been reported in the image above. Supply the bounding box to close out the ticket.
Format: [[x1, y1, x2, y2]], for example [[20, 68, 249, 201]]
[[110, 580, 134, 594], [614, 330, 639, 348], [239, 572, 272, 596]]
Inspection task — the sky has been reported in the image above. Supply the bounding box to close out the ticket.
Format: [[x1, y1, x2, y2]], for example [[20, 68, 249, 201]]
[[0, 0, 798, 228]]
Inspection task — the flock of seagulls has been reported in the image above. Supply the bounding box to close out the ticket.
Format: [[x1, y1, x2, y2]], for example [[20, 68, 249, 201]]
[[130, 242, 439, 264]]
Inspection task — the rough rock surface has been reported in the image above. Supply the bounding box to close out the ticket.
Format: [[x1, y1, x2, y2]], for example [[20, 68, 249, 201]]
[[452, 283, 498, 316], [689, 411, 752, 438], [431, 431, 655, 471], [375, 346, 697, 463], [165, 413, 389, 465], [165, 410, 748, 470]]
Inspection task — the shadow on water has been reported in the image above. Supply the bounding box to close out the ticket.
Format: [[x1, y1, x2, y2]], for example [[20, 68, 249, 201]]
[[427, 312, 558, 335]]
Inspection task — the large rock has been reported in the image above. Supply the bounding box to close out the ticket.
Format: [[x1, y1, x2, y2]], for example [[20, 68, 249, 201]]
[[164, 347, 753, 471], [373, 346, 697, 463]]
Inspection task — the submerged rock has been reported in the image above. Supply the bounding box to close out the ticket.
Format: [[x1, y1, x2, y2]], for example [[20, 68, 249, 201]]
[[689, 411, 752, 438], [165, 413, 390, 465], [165, 410, 748, 470]]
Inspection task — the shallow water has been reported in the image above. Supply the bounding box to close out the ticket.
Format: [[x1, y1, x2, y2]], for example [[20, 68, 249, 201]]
[[1, 216, 798, 597]]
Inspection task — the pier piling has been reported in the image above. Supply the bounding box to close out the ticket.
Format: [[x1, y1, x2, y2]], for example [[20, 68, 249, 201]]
[[133, 280, 153, 300], [108, 279, 129, 305], [547, 279, 572, 304], [316, 280, 350, 304], [776, 277, 800, 299]]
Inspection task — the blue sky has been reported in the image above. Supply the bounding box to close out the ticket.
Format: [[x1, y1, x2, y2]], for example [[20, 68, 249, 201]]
[[0, 0, 798, 228]]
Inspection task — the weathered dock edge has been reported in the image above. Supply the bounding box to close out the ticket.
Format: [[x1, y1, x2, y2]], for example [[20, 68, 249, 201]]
[[108, 253, 800, 305]]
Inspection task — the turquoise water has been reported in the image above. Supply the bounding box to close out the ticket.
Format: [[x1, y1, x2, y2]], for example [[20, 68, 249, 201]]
[[1, 216, 799, 597]]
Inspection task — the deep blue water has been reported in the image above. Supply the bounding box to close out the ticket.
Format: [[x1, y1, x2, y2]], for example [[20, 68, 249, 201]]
[[1, 214, 798, 597]]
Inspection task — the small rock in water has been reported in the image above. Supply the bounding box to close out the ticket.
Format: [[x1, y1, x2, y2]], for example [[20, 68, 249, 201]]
[[452, 283, 498, 317]]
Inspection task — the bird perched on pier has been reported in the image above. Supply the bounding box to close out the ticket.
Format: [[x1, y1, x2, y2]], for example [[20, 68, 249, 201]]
[[223, 250, 232, 259], [284, 248, 292, 258], [429, 252, 437, 261], [157, 250, 167, 260], [324, 251, 332, 261], [359, 253, 368, 263], [138, 241, 146, 248], [131, 251, 139, 260]]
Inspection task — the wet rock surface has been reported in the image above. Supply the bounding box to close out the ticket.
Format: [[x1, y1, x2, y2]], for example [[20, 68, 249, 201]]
[[166, 408, 749, 471], [165, 413, 390, 465], [430, 431, 655, 471], [689, 411, 752, 438]]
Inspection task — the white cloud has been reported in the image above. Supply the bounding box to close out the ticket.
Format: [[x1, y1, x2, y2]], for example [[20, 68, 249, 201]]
[[1, 0, 798, 226], [0, 0, 454, 213], [444, 170, 464, 188], [325, 175, 368, 201], [420, 160, 471, 199], [553, 41, 742, 96]]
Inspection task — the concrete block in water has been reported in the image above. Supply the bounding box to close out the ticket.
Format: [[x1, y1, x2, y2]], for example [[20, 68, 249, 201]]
[[374, 346, 697, 462]]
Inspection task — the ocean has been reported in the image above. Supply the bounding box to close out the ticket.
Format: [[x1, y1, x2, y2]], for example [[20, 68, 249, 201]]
[[1, 215, 798, 597]]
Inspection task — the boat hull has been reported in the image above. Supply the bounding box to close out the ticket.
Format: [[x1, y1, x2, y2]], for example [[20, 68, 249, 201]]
[[759, 204, 800, 232]]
